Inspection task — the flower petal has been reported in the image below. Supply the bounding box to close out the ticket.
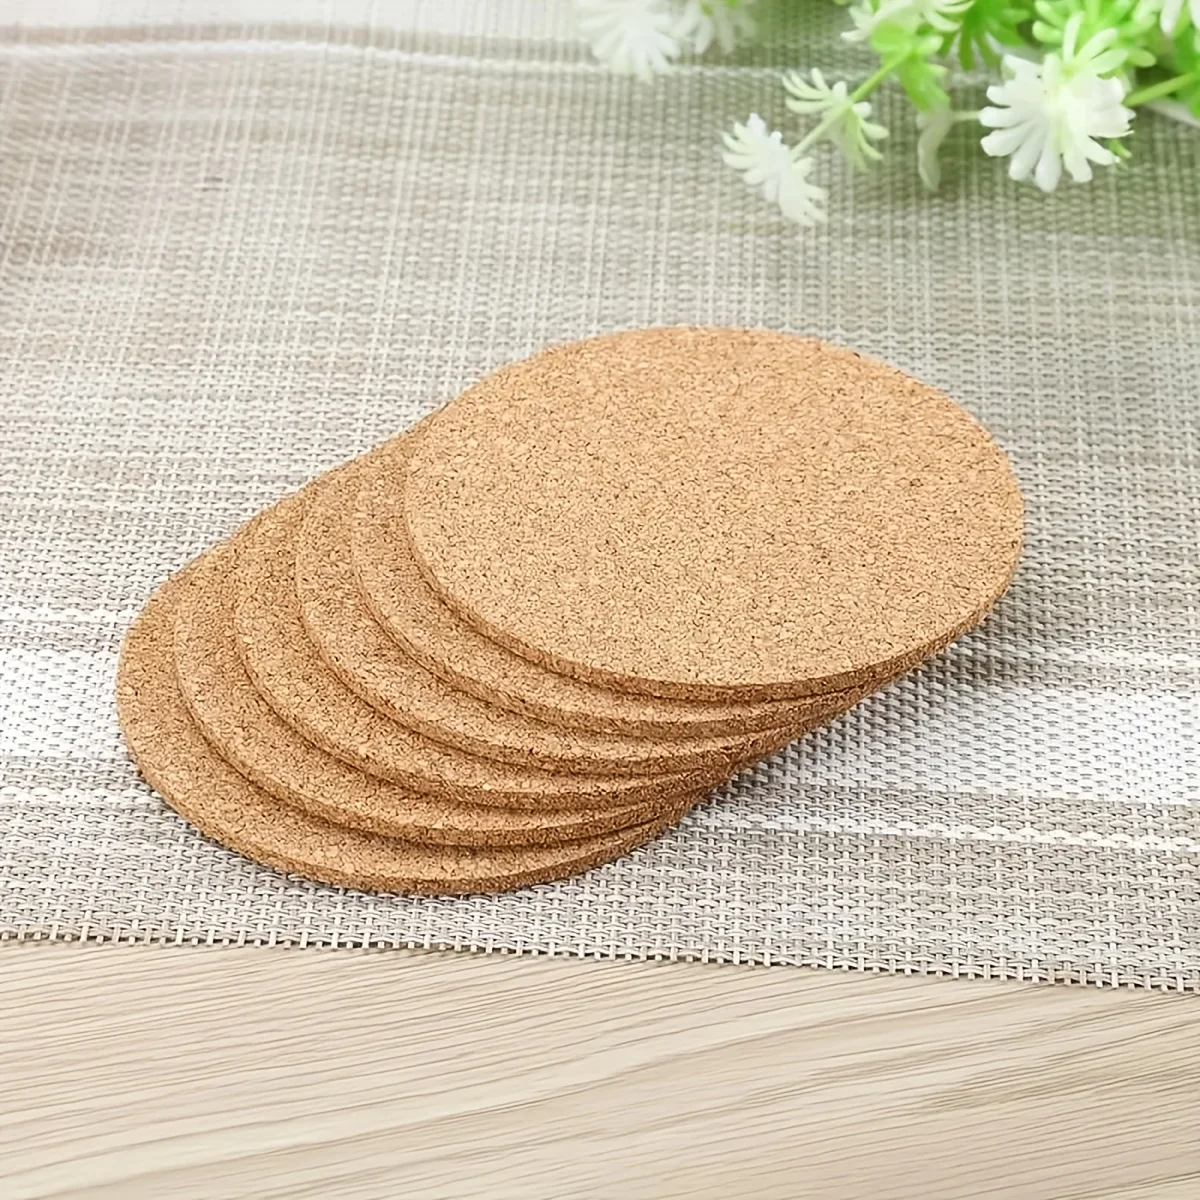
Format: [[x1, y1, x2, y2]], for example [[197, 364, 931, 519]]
[[1087, 108, 1134, 139], [786, 98, 831, 114], [1162, 0, 1184, 31], [1007, 126, 1048, 180], [979, 104, 1024, 130], [1088, 48, 1127, 77], [981, 123, 1035, 157], [1080, 137, 1117, 166], [1033, 144, 1063, 192], [1062, 144, 1094, 183]]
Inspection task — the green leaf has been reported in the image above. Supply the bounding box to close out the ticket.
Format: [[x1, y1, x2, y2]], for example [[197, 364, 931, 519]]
[[1031, 19, 1062, 46], [896, 55, 950, 111], [1031, 0, 1159, 65], [944, 0, 1032, 68], [867, 19, 921, 58], [1168, 35, 1200, 112]]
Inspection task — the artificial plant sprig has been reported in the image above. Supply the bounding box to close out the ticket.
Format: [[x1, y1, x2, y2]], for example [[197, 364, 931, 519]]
[[577, 0, 1200, 224], [978, 14, 1135, 189], [723, 57, 895, 223]]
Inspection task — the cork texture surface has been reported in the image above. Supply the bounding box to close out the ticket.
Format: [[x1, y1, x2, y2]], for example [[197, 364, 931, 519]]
[[118, 571, 694, 894], [354, 439, 864, 738], [404, 328, 1024, 701], [235, 491, 715, 811], [178, 543, 675, 846], [308, 455, 783, 772]]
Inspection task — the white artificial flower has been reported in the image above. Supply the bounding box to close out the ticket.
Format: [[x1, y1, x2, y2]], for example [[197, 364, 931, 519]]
[[915, 106, 977, 190], [979, 15, 1133, 192], [722, 114, 828, 226], [783, 69, 888, 169], [1159, 0, 1200, 34], [916, 105, 955, 191], [843, 0, 971, 43], [782, 67, 850, 115], [675, 0, 757, 55], [577, 0, 681, 81]]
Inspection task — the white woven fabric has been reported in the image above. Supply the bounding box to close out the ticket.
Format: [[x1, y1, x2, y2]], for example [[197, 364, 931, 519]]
[[2, 1, 1198, 987]]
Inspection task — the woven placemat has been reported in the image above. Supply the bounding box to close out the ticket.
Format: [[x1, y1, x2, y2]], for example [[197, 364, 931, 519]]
[[1, 1, 1197, 987]]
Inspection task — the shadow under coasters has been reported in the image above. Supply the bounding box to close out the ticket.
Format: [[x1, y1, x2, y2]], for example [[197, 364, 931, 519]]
[[401, 328, 1024, 702]]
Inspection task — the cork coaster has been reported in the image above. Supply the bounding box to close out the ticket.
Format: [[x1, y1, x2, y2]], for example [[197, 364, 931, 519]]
[[118, 571, 693, 894], [403, 328, 1024, 701], [235, 490, 723, 811], [353, 438, 870, 739], [176, 543, 674, 847], [298, 457, 786, 774]]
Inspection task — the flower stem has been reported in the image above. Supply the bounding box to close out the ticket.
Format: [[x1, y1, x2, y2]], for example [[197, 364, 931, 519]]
[[850, 53, 909, 104], [1124, 72, 1198, 108], [793, 52, 910, 155]]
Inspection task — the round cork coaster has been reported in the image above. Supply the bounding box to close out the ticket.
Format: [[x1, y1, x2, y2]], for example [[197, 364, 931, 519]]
[[298, 457, 786, 774], [353, 437, 870, 739], [118, 571, 693, 894], [177, 543, 674, 847], [235, 491, 724, 812], [404, 328, 1024, 701]]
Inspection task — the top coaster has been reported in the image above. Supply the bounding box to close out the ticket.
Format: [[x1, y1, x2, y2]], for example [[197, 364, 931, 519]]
[[355, 437, 865, 739], [404, 328, 1025, 701]]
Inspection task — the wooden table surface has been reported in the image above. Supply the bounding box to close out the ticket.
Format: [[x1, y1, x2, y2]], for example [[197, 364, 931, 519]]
[[2, 945, 1198, 1200]]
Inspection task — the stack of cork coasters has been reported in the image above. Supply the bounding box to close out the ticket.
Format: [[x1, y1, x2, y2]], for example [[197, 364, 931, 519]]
[[117, 328, 1024, 894]]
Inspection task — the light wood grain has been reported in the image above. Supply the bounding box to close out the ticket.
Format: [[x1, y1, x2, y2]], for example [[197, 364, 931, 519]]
[[2, 947, 1198, 1200]]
